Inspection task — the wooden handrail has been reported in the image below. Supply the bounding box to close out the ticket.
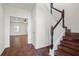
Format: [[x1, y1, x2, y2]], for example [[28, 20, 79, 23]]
[[50, 3, 62, 14], [53, 10, 65, 30], [51, 3, 65, 31], [62, 10, 65, 28], [53, 16, 63, 31], [50, 3, 65, 49], [53, 7, 62, 13]]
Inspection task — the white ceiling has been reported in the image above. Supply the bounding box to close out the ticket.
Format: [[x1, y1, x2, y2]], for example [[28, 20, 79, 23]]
[[3, 3, 35, 10]]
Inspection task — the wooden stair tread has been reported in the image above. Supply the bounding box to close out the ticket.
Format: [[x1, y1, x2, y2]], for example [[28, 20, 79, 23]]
[[61, 42, 79, 51], [64, 32, 79, 39], [58, 45, 79, 56], [56, 30, 79, 56], [63, 36, 79, 43], [70, 33, 79, 36], [61, 40, 79, 47], [63, 36, 79, 40], [55, 49, 71, 56]]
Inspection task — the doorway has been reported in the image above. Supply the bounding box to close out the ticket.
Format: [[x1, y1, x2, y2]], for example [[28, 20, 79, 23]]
[[10, 16, 28, 48]]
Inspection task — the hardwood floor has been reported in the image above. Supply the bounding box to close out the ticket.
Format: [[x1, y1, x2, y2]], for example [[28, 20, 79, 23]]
[[10, 35, 28, 48], [1, 44, 50, 56], [1, 35, 50, 56]]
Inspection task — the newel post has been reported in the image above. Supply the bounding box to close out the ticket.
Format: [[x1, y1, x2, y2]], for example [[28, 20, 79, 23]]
[[50, 3, 53, 14], [51, 25, 53, 49], [62, 9, 65, 28]]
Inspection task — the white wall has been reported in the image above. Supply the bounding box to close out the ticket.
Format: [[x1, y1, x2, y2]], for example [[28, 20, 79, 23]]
[[53, 3, 79, 33], [4, 5, 32, 48], [31, 4, 36, 47], [0, 4, 5, 55], [35, 3, 53, 49]]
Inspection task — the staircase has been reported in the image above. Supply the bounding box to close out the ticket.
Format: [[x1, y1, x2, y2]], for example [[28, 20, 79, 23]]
[[55, 29, 79, 56], [50, 3, 79, 56]]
